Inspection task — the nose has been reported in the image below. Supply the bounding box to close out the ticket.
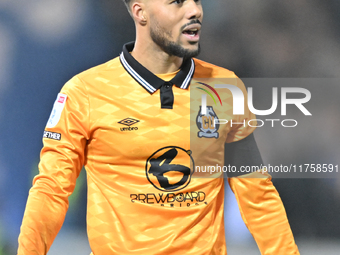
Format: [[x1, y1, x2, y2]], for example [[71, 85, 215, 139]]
[[185, 0, 203, 20]]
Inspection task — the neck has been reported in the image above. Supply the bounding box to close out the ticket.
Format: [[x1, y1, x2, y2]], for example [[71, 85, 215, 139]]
[[131, 37, 183, 74]]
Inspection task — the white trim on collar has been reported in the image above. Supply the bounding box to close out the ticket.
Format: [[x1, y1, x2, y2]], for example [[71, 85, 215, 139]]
[[120, 52, 156, 93]]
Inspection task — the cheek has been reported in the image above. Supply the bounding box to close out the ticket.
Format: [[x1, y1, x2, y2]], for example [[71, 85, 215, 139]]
[[148, 9, 184, 40], [150, 19, 175, 38], [150, 21, 172, 38]]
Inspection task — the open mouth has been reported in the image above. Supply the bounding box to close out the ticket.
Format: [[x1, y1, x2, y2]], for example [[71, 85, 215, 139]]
[[182, 28, 199, 37], [181, 23, 201, 39]]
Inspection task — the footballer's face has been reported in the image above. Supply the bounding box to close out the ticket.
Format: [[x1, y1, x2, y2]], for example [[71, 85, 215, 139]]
[[146, 0, 203, 59]]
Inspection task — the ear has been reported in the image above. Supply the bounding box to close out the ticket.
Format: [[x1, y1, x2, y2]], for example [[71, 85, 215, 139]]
[[131, 1, 147, 26]]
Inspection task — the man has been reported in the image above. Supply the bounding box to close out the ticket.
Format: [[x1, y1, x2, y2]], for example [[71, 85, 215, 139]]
[[18, 0, 300, 254]]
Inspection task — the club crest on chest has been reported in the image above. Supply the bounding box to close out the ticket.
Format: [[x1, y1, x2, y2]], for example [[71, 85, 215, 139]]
[[196, 106, 219, 139]]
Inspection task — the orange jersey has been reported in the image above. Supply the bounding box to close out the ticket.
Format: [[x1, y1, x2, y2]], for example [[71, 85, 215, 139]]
[[18, 42, 255, 255]]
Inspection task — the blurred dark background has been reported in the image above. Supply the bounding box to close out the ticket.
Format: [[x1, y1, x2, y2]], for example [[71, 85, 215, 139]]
[[0, 0, 339, 254]]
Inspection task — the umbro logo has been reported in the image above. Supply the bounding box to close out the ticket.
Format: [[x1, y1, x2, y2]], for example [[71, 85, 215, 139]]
[[118, 117, 140, 131], [118, 118, 140, 126]]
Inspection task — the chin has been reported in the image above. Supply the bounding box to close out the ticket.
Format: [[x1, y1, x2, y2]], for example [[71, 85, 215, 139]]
[[184, 44, 200, 57]]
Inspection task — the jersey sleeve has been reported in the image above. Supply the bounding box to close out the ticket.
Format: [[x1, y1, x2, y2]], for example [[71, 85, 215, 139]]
[[225, 75, 256, 143], [224, 77, 299, 254], [224, 133, 264, 177], [17, 76, 90, 255], [228, 172, 300, 254]]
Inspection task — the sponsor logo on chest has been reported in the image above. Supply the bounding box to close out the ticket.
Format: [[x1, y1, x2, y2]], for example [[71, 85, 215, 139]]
[[118, 117, 140, 131]]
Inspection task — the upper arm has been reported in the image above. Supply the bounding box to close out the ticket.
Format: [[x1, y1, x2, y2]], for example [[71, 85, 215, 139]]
[[224, 133, 263, 178], [35, 76, 90, 197]]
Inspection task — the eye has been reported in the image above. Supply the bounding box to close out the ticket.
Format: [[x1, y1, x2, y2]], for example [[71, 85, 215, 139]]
[[172, 0, 183, 4]]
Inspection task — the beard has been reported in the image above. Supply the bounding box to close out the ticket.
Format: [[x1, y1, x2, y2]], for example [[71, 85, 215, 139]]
[[150, 20, 201, 59]]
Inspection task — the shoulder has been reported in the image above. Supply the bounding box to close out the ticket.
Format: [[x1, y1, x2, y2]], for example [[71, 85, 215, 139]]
[[193, 58, 237, 79], [192, 58, 247, 93], [76, 56, 122, 81], [61, 55, 123, 92]]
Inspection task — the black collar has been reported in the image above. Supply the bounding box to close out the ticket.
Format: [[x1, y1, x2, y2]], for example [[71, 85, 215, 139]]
[[119, 42, 195, 94]]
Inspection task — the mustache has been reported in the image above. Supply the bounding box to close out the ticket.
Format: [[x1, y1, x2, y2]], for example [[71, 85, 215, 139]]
[[180, 20, 202, 31]]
